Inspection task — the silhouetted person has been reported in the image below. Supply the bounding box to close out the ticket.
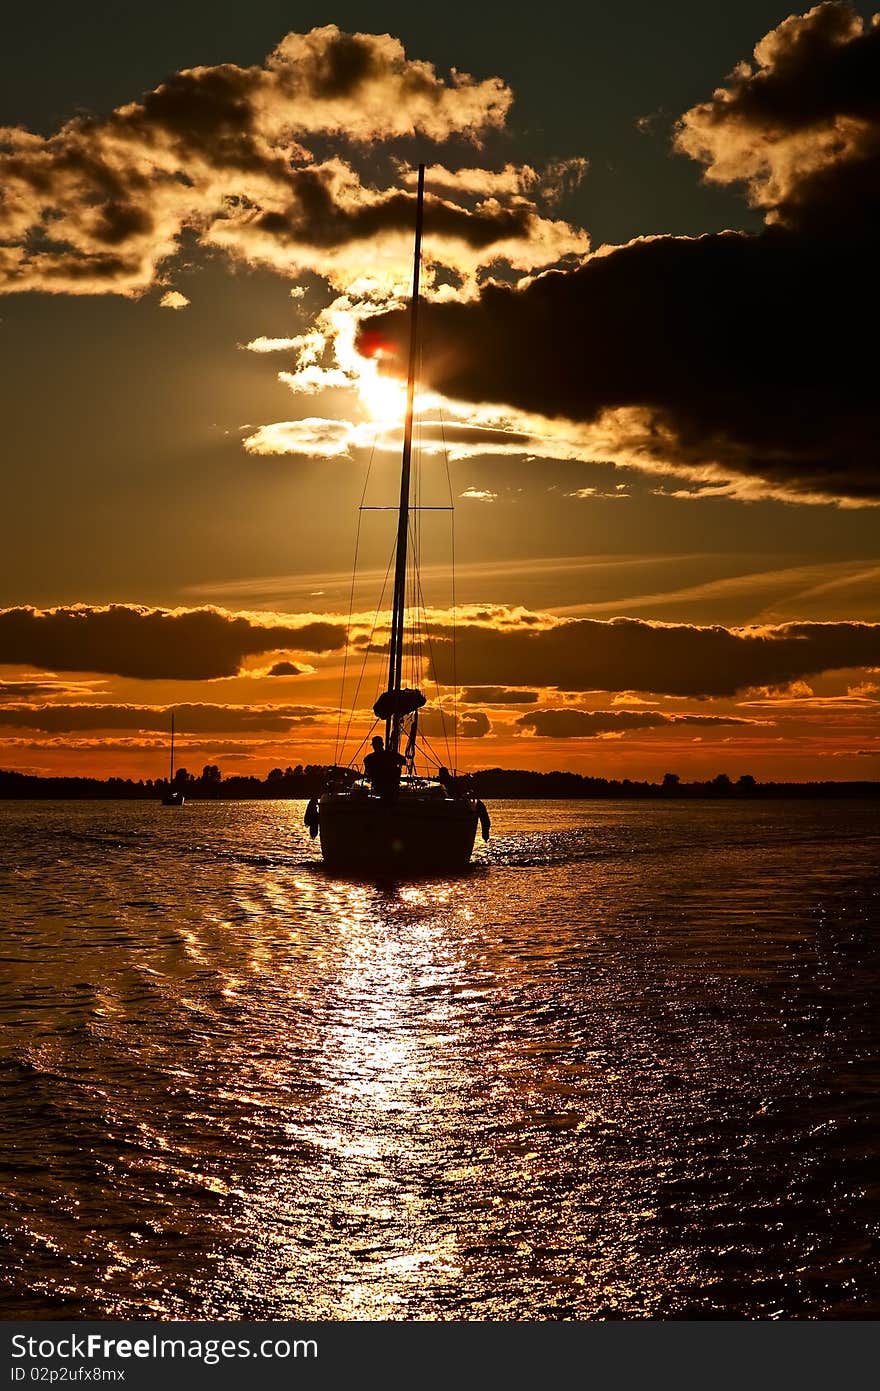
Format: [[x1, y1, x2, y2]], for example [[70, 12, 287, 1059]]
[[363, 735, 405, 801], [437, 766, 456, 795]]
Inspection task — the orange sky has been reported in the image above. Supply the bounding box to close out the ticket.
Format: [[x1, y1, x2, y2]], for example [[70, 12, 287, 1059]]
[[1, 8, 879, 785]]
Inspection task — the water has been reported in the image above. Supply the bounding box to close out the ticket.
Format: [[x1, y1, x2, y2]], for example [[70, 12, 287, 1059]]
[[1, 798, 877, 1320]]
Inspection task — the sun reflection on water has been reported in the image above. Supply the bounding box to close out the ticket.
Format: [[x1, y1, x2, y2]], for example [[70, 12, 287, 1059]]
[[3, 800, 878, 1319]]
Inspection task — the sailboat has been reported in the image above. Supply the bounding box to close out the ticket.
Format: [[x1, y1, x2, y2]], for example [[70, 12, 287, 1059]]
[[161, 710, 185, 806], [314, 164, 490, 874]]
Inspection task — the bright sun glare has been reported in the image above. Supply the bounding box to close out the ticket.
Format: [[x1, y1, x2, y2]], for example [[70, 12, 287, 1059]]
[[355, 360, 408, 427]]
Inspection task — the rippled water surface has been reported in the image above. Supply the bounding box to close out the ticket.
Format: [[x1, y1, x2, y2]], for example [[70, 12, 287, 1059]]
[[1, 798, 878, 1319]]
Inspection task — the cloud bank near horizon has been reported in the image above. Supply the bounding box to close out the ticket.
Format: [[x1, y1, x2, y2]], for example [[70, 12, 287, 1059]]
[[2, 602, 880, 703], [0, 604, 346, 680], [0, 701, 325, 733]]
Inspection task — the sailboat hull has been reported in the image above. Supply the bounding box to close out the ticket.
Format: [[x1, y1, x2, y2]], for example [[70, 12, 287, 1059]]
[[318, 793, 478, 874]]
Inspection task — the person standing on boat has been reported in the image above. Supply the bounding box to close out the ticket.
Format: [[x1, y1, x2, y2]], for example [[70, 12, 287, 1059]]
[[363, 735, 405, 801]]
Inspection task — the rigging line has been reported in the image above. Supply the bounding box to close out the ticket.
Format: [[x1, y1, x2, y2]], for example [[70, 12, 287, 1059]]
[[453, 509, 458, 773], [411, 338, 432, 750], [408, 416, 416, 693], [418, 732, 451, 770], [412, 342, 421, 696], [333, 505, 363, 765], [414, 512, 431, 735], [343, 536, 394, 749], [347, 718, 381, 774], [417, 389, 427, 689], [408, 512, 430, 691], [338, 536, 396, 765], [438, 406, 460, 772], [410, 538, 453, 769], [407, 401, 422, 696], [412, 403, 423, 693], [334, 436, 378, 765], [407, 515, 426, 708]]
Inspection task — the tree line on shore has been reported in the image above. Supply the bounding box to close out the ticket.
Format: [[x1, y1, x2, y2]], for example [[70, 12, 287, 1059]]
[[0, 764, 877, 800]]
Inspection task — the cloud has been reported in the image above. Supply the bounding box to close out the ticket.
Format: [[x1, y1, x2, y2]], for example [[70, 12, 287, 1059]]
[[397, 157, 589, 205], [357, 6, 880, 506], [359, 226, 880, 506], [0, 605, 346, 679], [266, 660, 308, 676], [427, 615, 880, 698], [245, 417, 357, 458], [0, 678, 101, 701], [460, 487, 496, 501], [419, 707, 491, 739], [243, 412, 534, 460], [569, 486, 629, 499], [244, 336, 303, 353], [674, 2, 880, 234], [0, 703, 326, 733], [460, 710, 491, 737], [0, 736, 306, 757], [461, 686, 538, 704], [159, 289, 190, 309], [515, 708, 761, 738], [0, 27, 589, 299], [16, 601, 874, 699], [205, 160, 588, 298]]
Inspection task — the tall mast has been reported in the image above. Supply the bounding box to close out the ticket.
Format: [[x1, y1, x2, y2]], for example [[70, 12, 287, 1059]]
[[169, 711, 175, 784], [385, 163, 425, 752]]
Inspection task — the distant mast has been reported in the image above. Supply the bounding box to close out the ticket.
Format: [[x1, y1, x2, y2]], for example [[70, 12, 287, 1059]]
[[385, 163, 425, 755], [169, 711, 175, 786]]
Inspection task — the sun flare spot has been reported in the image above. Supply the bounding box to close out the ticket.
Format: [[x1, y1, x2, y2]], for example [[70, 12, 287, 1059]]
[[355, 361, 408, 427]]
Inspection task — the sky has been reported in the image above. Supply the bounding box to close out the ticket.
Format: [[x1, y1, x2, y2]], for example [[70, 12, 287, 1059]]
[[1, 0, 879, 782]]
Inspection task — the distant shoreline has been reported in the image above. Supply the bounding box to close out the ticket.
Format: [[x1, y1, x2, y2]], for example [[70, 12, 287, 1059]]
[[1, 767, 878, 800]]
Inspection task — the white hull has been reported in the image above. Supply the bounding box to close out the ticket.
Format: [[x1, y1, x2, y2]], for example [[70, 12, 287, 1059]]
[[319, 791, 478, 873]]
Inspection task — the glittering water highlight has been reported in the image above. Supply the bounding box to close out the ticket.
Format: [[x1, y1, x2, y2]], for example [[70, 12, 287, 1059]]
[[1, 798, 877, 1318]]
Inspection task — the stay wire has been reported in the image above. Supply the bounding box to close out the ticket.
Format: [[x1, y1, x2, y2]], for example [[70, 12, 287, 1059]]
[[339, 535, 396, 765], [410, 528, 453, 769], [334, 437, 378, 766], [439, 407, 459, 772]]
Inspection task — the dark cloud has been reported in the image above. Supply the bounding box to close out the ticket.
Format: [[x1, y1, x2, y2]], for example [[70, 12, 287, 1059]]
[[0, 680, 94, 701], [0, 606, 346, 680], [461, 686, 538, 704], [359, 5, 880, 506], [266, 660, 308, 676], [361, 224, 878, 504], [419, 707, 491, 739], [254, 171, 533, 251], [460, 710, 491, 738], [675, 3, 880, 234], [429, 617, 880, 698], [516, 708, 759, 738], [0, 703, 325, 733]]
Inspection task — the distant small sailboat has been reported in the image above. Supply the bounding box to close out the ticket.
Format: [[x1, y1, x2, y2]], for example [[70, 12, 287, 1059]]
[[313, 164, 490, 874], [161, 711, 185, 807]]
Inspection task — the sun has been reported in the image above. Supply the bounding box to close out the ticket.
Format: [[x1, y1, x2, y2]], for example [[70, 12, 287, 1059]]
[[355, 360, 408, 427]]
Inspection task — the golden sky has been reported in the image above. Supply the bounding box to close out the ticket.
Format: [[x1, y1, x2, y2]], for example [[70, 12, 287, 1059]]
[[1, 4, 879, 783]]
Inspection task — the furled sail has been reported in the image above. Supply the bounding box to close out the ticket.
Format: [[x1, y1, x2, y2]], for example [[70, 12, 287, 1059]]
[[373, 687, 426, 721]]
